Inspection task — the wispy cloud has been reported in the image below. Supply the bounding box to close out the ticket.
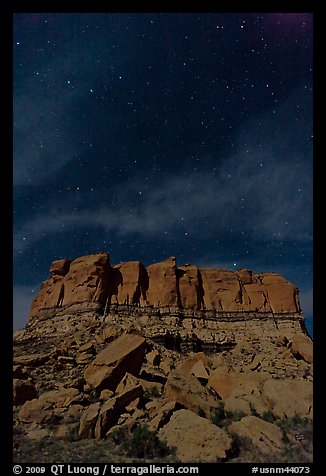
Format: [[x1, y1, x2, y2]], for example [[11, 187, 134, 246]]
[[14, 85, 312, 258], [13, 284, 39, 330]]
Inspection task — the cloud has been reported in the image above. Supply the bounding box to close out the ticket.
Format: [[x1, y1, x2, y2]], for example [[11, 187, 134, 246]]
[[298, 287, 313, 317], [14, 85, 312, 259], [14, 157, 312, 259], [13, 285, 38, 331]]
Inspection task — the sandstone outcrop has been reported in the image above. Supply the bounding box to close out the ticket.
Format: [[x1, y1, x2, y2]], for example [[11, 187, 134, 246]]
[[146, 257, 179, 307], [177, 265, 203, 309], [110, 261, 148, 306], [28, 252, 302, 320], [29, 253, 111, 319]]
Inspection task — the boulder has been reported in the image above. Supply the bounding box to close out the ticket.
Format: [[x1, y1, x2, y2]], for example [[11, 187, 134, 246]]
[[290, 333, 313, 364], [18, 398, 53, 423], [224, 397, 251, 416], [146, 350, 161, 367], [208, 368, 263, 399], [13, 379, 38, 406], [176, 352, 210, 380], [110, 261, 148, 306], [27, 428, 50, 440], [79, 402, 101, 439], [84, 333, 146, 391], [13, 365, 29, 379], [229, 415, 284, 454], [148, 400, 179, 432], [164, 370, 220, 418], [94, 385, 143, 439], [146, 257, 179, 307], [99, 389, 114, 400], [158, 409, 232, 462], [262, 379, 313, 419], [78, 342, 95, 354], [14, 353, 50, 367], [39, 388, 81, 408]]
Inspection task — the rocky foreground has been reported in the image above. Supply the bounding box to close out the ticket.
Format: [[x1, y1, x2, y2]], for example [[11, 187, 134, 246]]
[[13, 253, 313, 463]]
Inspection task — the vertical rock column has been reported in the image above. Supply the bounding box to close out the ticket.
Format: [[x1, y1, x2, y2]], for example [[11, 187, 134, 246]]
[[28, 259, 71, 320], [146, 257, 179, 307], [28, 253, 111, 319], [109, 261, 148, 306], [177, 265, 204, 310]]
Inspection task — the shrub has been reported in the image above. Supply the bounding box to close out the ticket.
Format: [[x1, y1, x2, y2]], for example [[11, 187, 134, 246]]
[[111, 425, 170, 458], [261, 411, 275, 423], [212, 409, 245, 428], [143, 385, 161, 399]]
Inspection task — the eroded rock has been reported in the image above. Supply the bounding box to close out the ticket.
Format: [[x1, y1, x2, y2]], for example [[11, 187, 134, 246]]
[[158, 409, 233, 462]]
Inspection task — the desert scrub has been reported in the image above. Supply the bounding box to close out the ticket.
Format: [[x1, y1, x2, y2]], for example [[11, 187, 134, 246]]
[[212, 409, 246, 428], [143, 385, 161, 399], [112, 425, 170, 458]]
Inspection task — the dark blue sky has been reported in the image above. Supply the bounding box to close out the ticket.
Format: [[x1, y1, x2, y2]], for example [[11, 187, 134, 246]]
[[13, 13, 313, 334]]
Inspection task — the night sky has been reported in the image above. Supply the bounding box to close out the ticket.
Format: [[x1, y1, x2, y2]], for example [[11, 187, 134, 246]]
[[13, 13, 313, 335]]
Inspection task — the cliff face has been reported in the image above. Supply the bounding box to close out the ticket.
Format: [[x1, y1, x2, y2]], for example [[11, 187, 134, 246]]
[[29, 252, 301, 321]]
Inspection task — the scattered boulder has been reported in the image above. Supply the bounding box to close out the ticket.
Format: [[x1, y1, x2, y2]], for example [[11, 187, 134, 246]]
[[224, 397, 251, 416], [164, 370, 221, 418], [94, 384, 143, 439], [176, 352, 210, 380], [229, 415, 284, 454], [208, 368, 263, 399], [290, 333, 313, 364], [18, 398, 53, 424], [148, 400, 179, 432], [39, 388, 81, 408], [262, 379, 313, 419], [27, 428, 50, 440], [78, 342, 96, 354], [158, 409, 233, 462], [13, 365, 29, 379], [79, 402, 101, 439], [13, 379, 38, 406], [84, 333, 146, 391], [14, 353, 50, 367], [146, 350, 161, 367]]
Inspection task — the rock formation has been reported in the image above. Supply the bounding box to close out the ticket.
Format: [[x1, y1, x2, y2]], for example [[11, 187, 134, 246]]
[[28, 252, 301, 320], [13, 250, 312, 464]]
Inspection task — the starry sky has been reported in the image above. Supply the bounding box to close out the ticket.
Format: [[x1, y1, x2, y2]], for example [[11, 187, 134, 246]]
[[13, 12, 313, 335]]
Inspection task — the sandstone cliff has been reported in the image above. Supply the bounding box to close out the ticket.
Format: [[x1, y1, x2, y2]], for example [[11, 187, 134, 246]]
[[29, 252, 301, 320]]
